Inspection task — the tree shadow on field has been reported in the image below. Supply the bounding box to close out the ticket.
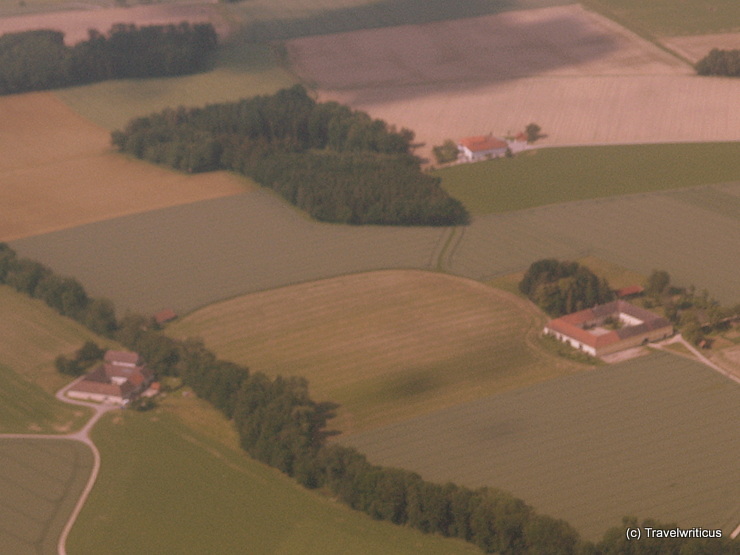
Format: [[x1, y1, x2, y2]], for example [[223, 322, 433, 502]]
[[267, 1, 624, 104], [237, 0, 534, 42]]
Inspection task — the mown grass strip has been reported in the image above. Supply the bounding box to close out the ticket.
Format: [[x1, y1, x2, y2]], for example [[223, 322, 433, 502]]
[[435, 143, 740, 216]]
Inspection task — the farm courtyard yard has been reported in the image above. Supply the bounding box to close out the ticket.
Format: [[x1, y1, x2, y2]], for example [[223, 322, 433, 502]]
[[287, 4, 739, 158]]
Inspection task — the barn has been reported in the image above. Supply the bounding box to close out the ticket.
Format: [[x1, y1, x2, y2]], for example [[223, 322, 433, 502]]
[[543, 300, 673, 357], [457, 134, 509, 161]]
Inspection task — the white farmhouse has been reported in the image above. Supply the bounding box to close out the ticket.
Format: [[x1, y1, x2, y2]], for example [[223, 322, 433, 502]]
[[457, 134, 509, 161]]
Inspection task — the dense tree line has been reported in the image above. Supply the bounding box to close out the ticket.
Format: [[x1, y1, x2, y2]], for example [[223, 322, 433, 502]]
[[112, 85, 469, 226], [696, 49, 740, 77], [519, 259, 614, 317], [0, 23, 217, 95], [5, 243, 738, 553], [55, 340, 105, 376]]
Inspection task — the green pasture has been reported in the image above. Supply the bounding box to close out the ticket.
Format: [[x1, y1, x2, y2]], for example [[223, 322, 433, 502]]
[[449, 182, 740, 304], [581, 0, 740, 36], [0, 438, 93, 555], [11, 179, 738, 317], [56, 40, 296, 131], [0, 284, 112, 394], [68, 394, 478, 555], [224, 0, 573, 42], [343, 351, 740, 540], [0, 363, 89, 434], [436, 143, 740, 216], [9, 191, 447, 314]]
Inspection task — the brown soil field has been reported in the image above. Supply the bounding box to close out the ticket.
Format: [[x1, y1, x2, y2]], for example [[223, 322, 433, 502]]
[[0, 92, 245, 240], [0, 3, 229, 44], [288, 5, 739, 155], [661, 33, 740, 63]]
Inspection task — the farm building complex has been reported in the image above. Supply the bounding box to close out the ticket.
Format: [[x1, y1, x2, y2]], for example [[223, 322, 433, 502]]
[[543, 301, 673, 357], [67, 350, 154, 405]]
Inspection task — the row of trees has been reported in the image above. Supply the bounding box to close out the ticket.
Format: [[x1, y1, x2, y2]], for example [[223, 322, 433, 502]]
[[5, 243, 738, 552], [0, 23, 217, 95], [519, 259, 614, 317], [643, 270, 740, 345], [112, 85, 470, 226], [696, 48, 740, 77]]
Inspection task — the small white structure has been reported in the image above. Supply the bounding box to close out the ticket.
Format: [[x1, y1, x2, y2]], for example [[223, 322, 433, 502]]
[[67, 350, 154, 405], [457, 134, 509, 161]]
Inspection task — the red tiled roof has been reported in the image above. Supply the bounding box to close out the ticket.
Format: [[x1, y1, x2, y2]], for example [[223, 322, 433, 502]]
[[154, 308, 177, 325], [458, 134, 508, 152], [616, 285, 644, 298]]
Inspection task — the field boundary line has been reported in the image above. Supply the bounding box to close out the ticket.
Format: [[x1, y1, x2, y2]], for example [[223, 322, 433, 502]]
[[0, 376, 116, 555], [652, 335, 740, 385]]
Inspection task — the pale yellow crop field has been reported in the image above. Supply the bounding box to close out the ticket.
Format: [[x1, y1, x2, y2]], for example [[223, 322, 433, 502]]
[[0, 93, 247, 240], [288, 5, 739, 158], [169, 270, 586, 434]]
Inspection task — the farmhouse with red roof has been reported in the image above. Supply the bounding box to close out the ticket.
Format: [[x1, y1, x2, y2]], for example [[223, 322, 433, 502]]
[[457, 134, 509, 161], [543, 300, 673, 357], [67, 350, 154, 405]]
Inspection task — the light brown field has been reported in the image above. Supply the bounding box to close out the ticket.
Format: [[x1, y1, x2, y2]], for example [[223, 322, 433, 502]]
[[169, 270, 585, 433], [0, 2, 229, 44], [0, 92, 246, 240], [288, 5, 739, 156], [661, 33, 740, 63]]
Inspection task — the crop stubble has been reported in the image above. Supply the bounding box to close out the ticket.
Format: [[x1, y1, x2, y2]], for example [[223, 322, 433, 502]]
[[0, 93, 246, 241], [169, 270, 585, 433]]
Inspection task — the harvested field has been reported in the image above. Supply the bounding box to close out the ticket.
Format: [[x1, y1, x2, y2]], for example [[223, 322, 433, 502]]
[[448, 182, 740, 305], [0, 438, 93, 555], [0, 3, 229, 44], [288, 5, 689, 89], [662, 33, 740, 64], [342, 352, 740, 540], [287, 5, 739, 156], [9, 192, 447, 314], [168, 270, 585, 433], [0, 93, 246, 241]]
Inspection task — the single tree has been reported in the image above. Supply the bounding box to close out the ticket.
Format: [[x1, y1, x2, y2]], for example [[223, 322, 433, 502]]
[[525, 123, 541, 143]]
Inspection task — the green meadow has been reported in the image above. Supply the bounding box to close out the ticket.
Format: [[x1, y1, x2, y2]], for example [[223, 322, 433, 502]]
[[436, 143, 740, 216], [0, 438, 93, 555], [343, 351, 740, 540], [68, 395, 479, 555], [449, 182, 740, 304], [582, 0, 740, 35], [55, 40, 297, 131]]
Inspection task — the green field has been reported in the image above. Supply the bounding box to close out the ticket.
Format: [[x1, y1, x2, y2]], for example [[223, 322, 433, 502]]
[[0, 285, 117, 432], [436, 143, 740, 216], [582, 0, 740, 35], [0, 438, 93, 555], [168, 270, 586, 433], [449, 182, 740, 304], [11, 180, 738, 316], [9, 191, 447, 314], [68, 394, 478, 555], [225, 0, 572, 42], [342, 351, 740, 540], [55, 40, 297, 131]]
